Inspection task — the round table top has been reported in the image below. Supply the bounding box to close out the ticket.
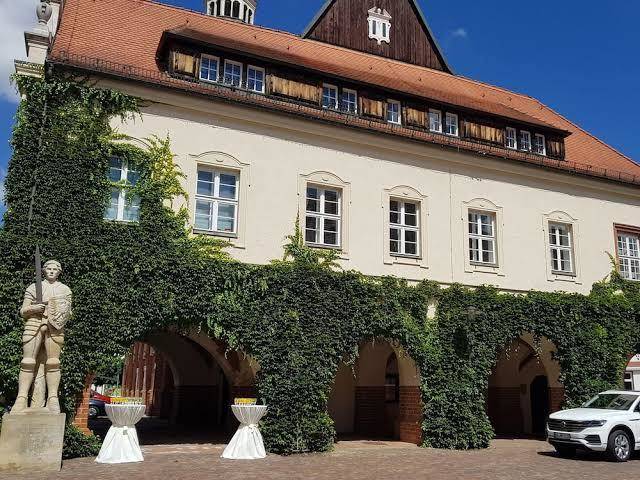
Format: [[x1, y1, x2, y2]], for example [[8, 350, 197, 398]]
[[230, 404, 268, 425], [105, 403, 146, 427]]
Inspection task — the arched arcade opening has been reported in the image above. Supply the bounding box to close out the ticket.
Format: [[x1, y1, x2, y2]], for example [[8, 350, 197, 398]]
[[83, 331, 258, 444], [487, 335, 563, 437], [328, 340, 422, 444]]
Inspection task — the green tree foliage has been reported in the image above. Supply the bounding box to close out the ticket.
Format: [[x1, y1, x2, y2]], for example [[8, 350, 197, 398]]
[[0, 75, 638, 457]]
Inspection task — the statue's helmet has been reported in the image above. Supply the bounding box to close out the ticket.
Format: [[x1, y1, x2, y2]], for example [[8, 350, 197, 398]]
[[43, 260, 62, 272]]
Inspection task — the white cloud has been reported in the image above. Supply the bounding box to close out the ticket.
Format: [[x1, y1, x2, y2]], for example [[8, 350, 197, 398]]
[[451, 28, 468, 39], [0, 0, 38, 103]]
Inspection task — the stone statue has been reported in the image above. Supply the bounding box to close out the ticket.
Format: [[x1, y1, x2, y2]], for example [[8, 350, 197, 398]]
[[12, 260, 72, 414]]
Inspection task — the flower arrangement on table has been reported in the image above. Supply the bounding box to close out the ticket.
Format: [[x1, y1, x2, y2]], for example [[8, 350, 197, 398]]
[[234, 398, 257, 405], [110, 397, 144, 405]]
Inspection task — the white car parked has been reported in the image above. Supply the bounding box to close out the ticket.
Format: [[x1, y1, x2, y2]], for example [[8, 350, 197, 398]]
[[547, 390, 640, 462]]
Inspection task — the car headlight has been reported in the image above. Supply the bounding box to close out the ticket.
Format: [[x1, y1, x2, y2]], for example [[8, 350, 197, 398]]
[[583, 420, 606, 427]]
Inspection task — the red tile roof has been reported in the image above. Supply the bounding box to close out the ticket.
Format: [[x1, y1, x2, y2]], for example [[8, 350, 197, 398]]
[[49, 0, 640, 186]]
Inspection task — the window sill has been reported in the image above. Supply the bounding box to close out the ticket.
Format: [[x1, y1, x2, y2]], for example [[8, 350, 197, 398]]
[[391, 253, 422, 260], [305, 242, 342, 251], [104, 218, 139, 225], [193, 229, 238, 239], [551, 270, 576, 278], [467, 261, 505, 276]]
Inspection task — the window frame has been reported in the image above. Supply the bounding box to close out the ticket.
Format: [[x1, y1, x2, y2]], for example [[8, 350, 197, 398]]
[[322, 83, 339, 110], [246, 65, 265, 93], [445, 112, 459, 137], [389, 198, 421, 258], [383, 186, 429, 269], [548, 222, 575, 275], [534, 133, 547, 156], [615, 224, 640, 282], [188, 152, 250, 248], [105, 157, 141, 223], [429, 109, 442, 133], [387, 100, 401, 125], [194, 167, 240, 236], [468, 210, 498, 267], [506, 127, 517, 149], [543, 211, 581, 283], [341, 88, 358, 114], [519, 130, 532, 151], [299, 171, 351, 256], [199, 54, 220, 84], [462, 199, 504, 275], [223, 59, 243, 88], [304, 185, 342, 249]]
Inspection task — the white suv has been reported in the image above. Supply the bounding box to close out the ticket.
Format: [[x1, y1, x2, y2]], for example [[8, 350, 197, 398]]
[[547, 390, 640, 462]]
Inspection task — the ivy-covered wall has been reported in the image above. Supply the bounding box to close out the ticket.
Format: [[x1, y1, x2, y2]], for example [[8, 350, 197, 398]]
[[0, 76, 638, 456]]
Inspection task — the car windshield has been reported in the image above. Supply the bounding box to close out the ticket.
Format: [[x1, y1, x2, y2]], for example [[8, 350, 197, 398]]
[[582, 393, 638, 411]]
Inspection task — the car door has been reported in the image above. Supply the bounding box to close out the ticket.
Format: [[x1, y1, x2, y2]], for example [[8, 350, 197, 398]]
[[630, 400, 640, 450]]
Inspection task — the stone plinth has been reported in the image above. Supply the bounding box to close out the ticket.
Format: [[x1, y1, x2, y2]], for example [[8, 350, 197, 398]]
[[0, 411, 65, 473]]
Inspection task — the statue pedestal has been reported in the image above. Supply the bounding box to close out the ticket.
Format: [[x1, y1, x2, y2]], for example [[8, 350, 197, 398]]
[[0, 411, 66, 473]]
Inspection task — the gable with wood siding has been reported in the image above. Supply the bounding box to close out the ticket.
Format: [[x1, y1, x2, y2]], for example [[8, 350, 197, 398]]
[[303, 0, 451, 72]]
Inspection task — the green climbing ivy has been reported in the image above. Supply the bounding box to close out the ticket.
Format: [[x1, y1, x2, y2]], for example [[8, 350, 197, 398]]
[[0, 75, 638, 457]]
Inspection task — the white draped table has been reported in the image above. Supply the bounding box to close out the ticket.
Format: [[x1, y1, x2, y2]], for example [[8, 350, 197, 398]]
[[222, 405, 268, 460], [95, 404, 146, 464]]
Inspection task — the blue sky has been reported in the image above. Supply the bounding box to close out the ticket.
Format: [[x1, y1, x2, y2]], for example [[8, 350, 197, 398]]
[[1, 0, 639, 216]]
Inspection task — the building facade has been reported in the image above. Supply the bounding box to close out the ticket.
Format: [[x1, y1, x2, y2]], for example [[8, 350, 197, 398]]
[[16, 0, 640, 442]]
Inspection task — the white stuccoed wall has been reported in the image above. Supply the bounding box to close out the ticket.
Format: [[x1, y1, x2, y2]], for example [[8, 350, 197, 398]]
[[104, 79, 640, 294]]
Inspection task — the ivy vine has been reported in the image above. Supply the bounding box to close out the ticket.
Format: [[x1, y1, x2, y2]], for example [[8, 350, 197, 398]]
[[0, 75, 638, 457]]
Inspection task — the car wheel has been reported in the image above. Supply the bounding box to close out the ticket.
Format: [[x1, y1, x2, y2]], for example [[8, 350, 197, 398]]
[[554, 445, 576, 458], [607, 429, 632, 462], [88, 406, 99, 419]]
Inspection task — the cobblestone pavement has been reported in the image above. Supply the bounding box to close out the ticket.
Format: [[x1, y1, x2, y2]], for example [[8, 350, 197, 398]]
[[7, 438, 640, 480]]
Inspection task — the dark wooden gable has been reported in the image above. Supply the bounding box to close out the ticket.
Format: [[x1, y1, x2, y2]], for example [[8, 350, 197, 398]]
[[303, 0, 452, 72]]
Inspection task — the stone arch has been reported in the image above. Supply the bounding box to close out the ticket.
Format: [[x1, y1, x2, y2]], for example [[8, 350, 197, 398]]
[[328, 339, 422, 444], [488, 334, 563, 436]]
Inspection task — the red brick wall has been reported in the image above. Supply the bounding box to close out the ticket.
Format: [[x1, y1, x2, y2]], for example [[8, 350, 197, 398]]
[[355, 386, 386, 437], [549, 387, 565, 413], [73, 373, 95, 434], [487, 386, 523, 435], [399, 386, 422, 444]]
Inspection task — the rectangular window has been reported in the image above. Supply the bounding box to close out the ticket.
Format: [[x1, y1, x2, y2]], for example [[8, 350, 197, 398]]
[[468, 211, 496, 265], [341, 89, 358, 114], [305, 185, 341, 247], [322, 84, 338, 109], [534, 134, 547, 156], [624, 372, 634, 391], [223, 60, 242, 87], [549, 223, 574, 274], [429, 109, 442, 133], [199, 55, 219, 83], [387, 100, 401, 125], [506, 127, 517, 149], [247, 65, 265, 93], [389, 199, 420, 257], [104, 157, 140, 222], [445, 112, 458, 136], [520, 131, 532, 151], [617, 232, 640, 281], [194, 168, 239, 235]]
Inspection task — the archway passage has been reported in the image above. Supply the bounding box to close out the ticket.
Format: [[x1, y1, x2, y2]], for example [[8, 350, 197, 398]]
[[487, 335, 563, 437], [328, 341, 422, 445], [80, 331, 258, 446]]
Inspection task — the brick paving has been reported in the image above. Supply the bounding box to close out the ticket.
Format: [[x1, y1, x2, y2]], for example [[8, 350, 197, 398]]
[[5, 438, 640, 480]]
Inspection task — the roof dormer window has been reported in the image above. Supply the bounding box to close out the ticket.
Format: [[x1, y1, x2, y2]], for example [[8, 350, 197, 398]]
[[367, 7, 391, 45]]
